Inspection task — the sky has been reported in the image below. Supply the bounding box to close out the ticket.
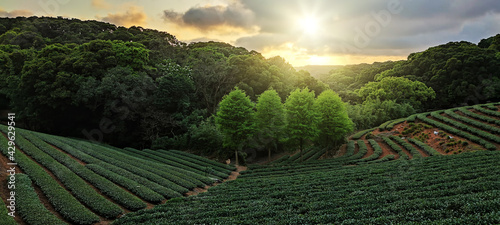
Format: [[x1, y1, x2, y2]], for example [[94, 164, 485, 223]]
[[1, 0, 500, 66]]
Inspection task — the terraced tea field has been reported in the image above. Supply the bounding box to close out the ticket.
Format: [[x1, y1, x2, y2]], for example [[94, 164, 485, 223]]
[[115, 150, 500, 224], [115, 102, 500, 224], [0, 127, 235, 225], [1, 102, 499, 224], [344, 102, 500, 164]]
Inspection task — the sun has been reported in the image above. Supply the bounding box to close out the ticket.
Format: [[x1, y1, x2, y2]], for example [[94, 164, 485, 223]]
[[299, 16, 319, 35]]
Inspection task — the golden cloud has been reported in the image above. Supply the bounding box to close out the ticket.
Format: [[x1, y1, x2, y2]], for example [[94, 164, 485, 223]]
[[91, 0, 112, 10], [0, 8, 33, 17], [97, 5, 147, 27]]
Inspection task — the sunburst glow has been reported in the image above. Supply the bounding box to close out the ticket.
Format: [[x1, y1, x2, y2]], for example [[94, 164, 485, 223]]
[[299, 16, 319, 35]]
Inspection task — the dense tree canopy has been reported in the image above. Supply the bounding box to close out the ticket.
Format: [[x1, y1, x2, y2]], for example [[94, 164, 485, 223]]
[[255, 89, 285, 161], [374, 41, 500, 109], [0, 17, 326, 149], [285, 88, 319, 161], [215, 88, 255, 165], [1, 16, 499, 158], [357, 77, 436, 110], [314, 90, 354, 148]]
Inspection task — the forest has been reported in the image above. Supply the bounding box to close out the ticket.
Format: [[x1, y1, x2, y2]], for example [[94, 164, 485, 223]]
[[0, 16, 499, 161]]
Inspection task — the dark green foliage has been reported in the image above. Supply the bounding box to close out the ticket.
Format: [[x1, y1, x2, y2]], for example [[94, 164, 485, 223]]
[[215, 88, 255, 165], [408, 138, 442, 156], [389, 136, 423, 159], [307, 148, 327, 161], [165, 150, 232, 174], [357, 77, 436, 110], [347, 140, 368, 162], [184, 117, 223, 155], [255, 89, 285, 161], [385, 118, 407, 130], [12, 174, 67, 225], [115, 150, 500, 224], [271, 155, 290, 164], [445, 109, 500, 134], [430, 112, 500, 144], [0, 16, 326, 151], [85, 164, 164, 203], [344, 140, 356, 158], [40, 134, 189, 194], [0, 192, 17, 225], [285, 88, 320, 160], [317, 61, 399, 102], [375, 41, 500, 109], [169, 150, 235, 171], [281, 147, 315, 164], [351, 128, 376, 140], [473, 105, 500, 118], [32, 132, 182, 199], [354, 139, 383, 163], [381, 136, 409, 160], [347, 99, 415, 130], [365, 154, 395, 164], [314, 90, 353, 147], [416, 114, 496, 150], [20, 130, 146, 211], [0, 128, 100, 225], [12, 131, 125, 217], [458, 107, 500, 126]]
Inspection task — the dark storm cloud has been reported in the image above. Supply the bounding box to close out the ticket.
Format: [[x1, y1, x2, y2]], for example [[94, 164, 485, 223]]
[[162, 3, 255, 30]]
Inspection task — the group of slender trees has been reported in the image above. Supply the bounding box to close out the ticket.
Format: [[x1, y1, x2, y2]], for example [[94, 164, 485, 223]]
[[215, 88, 353, 165]]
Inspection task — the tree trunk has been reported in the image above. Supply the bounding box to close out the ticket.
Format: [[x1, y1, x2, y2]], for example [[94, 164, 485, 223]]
[[268, 147, 271, 163], [235, 149, 239, 166], [300, 138, 303, 162]]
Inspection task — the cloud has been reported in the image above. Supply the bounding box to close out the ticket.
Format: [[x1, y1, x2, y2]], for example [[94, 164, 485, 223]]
[[162, 2, 255, 31], [230, 0, 500, 57], [0, 8, 33, 17], [92, 0, 112, 10], [159, 0, 500, 65], [97, 5, 147, 27]]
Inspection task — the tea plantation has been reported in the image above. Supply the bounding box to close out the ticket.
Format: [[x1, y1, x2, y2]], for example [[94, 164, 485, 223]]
[[115, 150, 500, 224]]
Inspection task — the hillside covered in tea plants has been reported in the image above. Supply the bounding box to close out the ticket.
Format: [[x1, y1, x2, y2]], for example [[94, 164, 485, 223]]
[[0, 125, 235, 225]]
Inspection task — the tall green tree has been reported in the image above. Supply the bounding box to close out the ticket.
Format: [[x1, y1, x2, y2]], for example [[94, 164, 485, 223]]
[[215, 88, 255, 165], [255, 89, 285, 162], [285, 88, 319, 161], [314, 90, 354, 151]]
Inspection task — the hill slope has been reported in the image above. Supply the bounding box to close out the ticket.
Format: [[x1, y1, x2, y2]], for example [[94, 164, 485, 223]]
[[0, 126, 234, 225], [114, 102, 500, 224], [343, 102, 500, 163], [115, 150, 500, 224]]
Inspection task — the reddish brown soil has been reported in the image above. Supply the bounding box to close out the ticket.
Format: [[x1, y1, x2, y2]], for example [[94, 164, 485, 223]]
[[353, 142, 359, 155], [361, 140, 374, 159], [343, 113, 493, 160], [471, 109, 500, 120], [376, 139, 399, 159], [184, 165, 247, 197]]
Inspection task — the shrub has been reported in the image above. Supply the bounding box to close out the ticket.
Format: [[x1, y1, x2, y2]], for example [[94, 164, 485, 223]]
[[0, 126, 100, 225], [14, 174, 66, 225]]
